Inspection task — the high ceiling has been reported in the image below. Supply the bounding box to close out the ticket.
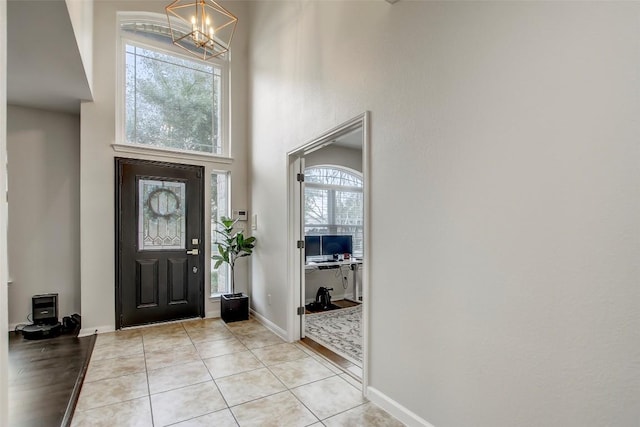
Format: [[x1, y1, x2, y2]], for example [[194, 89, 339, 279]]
[[7, 0, 92, 114]]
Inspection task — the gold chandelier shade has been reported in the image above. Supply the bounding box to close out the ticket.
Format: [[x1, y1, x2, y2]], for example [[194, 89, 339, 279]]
[[165, 0, 237, 61]]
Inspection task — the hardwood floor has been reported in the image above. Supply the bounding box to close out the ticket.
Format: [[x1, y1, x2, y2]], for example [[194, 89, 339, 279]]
[[333, 299, 359, 309], [7, 307, 359, 425], [8, 331, 95, 427]]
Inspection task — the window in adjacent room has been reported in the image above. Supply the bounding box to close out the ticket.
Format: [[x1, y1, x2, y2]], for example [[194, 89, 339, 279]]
[[119, 14, 229, 157], [304, 166, 364, 257], [211, 171, 230, 295]]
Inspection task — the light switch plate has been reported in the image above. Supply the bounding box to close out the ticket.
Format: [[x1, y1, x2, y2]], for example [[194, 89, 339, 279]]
[[252, 214, 257, 230]]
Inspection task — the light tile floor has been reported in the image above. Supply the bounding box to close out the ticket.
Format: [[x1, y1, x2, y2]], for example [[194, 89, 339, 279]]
[[71, 318, 404, 427]]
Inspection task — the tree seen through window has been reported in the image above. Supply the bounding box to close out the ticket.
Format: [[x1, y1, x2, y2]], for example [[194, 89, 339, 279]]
[[125, 43, 222, 154]]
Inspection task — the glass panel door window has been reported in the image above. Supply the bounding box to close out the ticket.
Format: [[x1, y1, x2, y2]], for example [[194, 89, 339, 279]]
[[138, 179, 186, 250], [211, 172, 230, 295]]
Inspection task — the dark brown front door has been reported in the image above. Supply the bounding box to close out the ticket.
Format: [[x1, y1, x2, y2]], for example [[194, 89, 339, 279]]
[[116, 158, 204, 328]]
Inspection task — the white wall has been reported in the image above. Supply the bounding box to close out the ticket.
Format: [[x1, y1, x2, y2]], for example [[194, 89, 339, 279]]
[[0, 0, 9, 423], [249, 2, 640, 426], [304, 264, 361, 304], [65, 0, 93, 95], [80, 0, 250, 332], [305, 145, 362, 172], [6, 106, 80, 327]]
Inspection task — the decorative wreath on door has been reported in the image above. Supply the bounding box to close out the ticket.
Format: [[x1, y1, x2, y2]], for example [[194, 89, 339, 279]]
[[146, 188, 181, 219]]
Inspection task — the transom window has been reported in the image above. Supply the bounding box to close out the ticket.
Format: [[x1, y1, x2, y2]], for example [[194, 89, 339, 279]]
[[304, 166, 364, 257], [119, 14, 228, 157]]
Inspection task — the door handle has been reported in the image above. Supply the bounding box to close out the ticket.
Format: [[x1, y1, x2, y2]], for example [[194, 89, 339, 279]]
[[186, 249, 199, 255]]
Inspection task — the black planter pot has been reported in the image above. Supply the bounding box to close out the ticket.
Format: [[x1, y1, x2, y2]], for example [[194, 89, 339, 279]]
[[221, 293, 249, 323]]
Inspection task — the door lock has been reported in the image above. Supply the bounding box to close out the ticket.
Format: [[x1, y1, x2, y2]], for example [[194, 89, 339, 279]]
[[186, 249, 199, 255], [192, 266, 198, 274]]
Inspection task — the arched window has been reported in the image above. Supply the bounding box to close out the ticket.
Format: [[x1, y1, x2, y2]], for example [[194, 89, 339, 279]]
[[304, 166, 363, 257], [117, 12, 229, 157]]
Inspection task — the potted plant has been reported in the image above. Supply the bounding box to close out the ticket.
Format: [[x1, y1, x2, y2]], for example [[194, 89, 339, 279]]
[[212, 216, 256, 322]]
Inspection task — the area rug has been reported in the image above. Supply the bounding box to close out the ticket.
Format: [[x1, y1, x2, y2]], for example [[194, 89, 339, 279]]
[[305, 304, 362, 367]]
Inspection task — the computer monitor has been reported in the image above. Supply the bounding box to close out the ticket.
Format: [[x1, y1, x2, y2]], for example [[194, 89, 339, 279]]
[[321, 235, 353, 256], [304, 235, 321, 259]]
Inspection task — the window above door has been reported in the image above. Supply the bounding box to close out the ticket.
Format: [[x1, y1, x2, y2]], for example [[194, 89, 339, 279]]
[[116, 13, 231, 159]]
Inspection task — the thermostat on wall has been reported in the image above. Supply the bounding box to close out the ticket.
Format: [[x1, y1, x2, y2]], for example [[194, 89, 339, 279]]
[[233, 210, 248, 221]]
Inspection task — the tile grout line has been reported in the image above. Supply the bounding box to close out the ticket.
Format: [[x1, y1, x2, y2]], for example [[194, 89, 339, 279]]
[[220, 320, 246, 426], [195, 319, 241, 426], [154, 321, 234, 427], [299, 342, 364, 388], [247, 340, 333, 424], [142, 329, 156, 427], [263, 346, 368, 423], [222, 322, 364, 423], [94, 318, 376, 426], [218, 321, 309, 418], [222, 322, 283, 413], [318, 401, 371, 424], [73, 335, 150, 416]]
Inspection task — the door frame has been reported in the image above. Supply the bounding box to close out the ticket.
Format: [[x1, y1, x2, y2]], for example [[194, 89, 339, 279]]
[[114, 157, 205, 329], [286, 111, 371, 394]]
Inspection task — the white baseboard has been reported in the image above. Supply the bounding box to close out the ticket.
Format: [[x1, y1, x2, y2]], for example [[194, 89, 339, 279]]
[[206, 308, 221, 319], [367, 386, 435, 427], [250, 309, 288, 341], [79, 325, 114, 337]]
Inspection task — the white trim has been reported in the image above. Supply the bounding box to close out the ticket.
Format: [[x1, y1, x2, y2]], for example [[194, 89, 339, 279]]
[[367, 386, 435, 427], [79, 325, 115, 337], [250, 308, 288, 341], [287, 116, 365, 156], [361, 111, 371, 393], [209, 170, 232, 295], [112, 143, 233, 164], [286, 112, 371, 392], [294, 156, 305, 341], [205, 310, 221, 318], [286, 155, 301, 342], [123, 317, 201, 331], [1, 2, 8, 423]]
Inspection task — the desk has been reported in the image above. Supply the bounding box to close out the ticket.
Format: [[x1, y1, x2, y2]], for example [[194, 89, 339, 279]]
[[305, 260, 362, 301]]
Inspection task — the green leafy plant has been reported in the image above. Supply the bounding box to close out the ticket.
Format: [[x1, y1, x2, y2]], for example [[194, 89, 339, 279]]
[[212, 216, 256, 294]]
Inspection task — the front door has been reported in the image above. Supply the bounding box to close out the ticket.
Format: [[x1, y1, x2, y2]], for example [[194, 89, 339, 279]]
[[116, 158, 204, 328]]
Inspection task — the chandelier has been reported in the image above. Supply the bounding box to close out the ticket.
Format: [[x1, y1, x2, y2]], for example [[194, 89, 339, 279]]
[[165, 0, 238, 61]]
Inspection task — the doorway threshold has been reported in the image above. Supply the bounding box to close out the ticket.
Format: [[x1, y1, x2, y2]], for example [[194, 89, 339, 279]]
[[120, 316, 203, 331], [299, 336, 362, 382]]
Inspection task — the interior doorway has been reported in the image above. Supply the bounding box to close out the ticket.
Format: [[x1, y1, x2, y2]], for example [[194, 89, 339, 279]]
[[115, 158, 204, 328], [287, 112, 370, 390]]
